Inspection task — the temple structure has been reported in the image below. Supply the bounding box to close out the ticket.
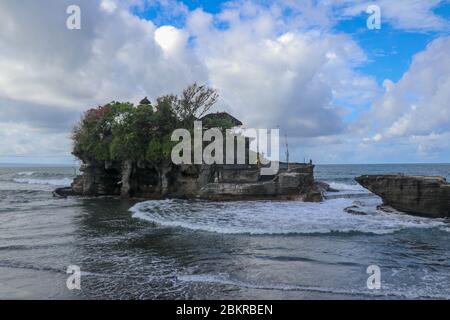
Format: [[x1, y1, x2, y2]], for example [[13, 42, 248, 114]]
[[56, 112, 323, 202]]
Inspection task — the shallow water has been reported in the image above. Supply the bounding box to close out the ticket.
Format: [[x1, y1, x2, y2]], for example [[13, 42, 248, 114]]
[[0, 164, 449, 299]]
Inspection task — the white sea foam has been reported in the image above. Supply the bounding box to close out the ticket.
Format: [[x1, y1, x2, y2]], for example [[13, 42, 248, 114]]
[[13, 178, 72, 187], [177, 273, 353, 294], [177, 273, 450, 299], [17, 171, 35, 176], [326, 181, 368, 193], [130, 198, 446, 235]]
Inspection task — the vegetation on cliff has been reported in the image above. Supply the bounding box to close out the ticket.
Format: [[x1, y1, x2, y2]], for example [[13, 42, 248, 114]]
[[72, 83, 234, 164]]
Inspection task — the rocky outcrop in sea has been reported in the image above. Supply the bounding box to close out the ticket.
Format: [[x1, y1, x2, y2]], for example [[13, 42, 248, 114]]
[[355, 174, 450, 218], [55, 161, 324, 202]]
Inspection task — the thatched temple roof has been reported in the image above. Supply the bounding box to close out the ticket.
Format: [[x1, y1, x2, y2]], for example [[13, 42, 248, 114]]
[[199, 112, 243, 127]]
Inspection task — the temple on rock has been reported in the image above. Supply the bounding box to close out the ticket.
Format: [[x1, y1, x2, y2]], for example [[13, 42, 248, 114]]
[[56, 108, 323, 202]]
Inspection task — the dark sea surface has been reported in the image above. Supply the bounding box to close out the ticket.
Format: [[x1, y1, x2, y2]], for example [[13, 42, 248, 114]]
[[0, 164, 449, 299]]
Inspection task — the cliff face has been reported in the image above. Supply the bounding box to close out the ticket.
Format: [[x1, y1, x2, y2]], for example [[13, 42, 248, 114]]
[[356, 174, 450, 218], [60, 160, 322, 202]]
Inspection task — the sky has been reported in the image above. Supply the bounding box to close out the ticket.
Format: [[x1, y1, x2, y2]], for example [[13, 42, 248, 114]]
[[0, 0, 449, 164]]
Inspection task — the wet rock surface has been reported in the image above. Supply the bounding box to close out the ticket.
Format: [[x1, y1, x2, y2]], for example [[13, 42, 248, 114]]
[[356, 174, 450, 218], [58, 161, 323, 202]]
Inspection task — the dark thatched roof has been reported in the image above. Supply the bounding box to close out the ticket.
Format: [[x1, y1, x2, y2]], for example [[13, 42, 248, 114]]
[[139, 97, 151, 105], [199, 112, 243, 126]]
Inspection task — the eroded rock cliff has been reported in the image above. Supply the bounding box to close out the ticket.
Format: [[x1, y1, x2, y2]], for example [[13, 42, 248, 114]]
[[356, 174, 450, 218], [56, 161, 323, 202]]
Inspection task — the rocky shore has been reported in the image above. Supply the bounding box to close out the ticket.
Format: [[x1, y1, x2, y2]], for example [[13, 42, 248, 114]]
[[54, 161, 325, 202], [356, 174, 450, 218], [61, 92, 327, 203]]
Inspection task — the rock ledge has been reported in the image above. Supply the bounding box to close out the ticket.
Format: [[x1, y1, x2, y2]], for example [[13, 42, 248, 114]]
[[355, 174, 450, 218]]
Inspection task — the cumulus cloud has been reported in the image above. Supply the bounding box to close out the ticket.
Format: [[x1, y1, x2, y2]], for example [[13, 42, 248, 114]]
[[278, 0, 449, 32], [0, 0, 448, 163], [0, 0, 206, 108], [187, 6, 378, 137], [356, 36, 450, 161], [0, 0, 378, 161], [369, 37, 450, 138], [339, 0, 449, 32], [0, 0, 205, 160]]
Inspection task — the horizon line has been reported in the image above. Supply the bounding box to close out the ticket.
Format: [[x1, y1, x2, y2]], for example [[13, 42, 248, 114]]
[[1, 161, 449, 167]]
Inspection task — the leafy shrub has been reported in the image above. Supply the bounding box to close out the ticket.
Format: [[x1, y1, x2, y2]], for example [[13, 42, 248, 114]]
[[72, 83, 232, 164]]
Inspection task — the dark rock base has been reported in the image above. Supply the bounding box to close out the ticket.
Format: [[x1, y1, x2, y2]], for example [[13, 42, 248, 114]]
[[356, 174, 450, 218]]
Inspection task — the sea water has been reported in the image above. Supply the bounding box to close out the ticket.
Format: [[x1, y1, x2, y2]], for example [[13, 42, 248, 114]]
[[0, 164, 449, 299]]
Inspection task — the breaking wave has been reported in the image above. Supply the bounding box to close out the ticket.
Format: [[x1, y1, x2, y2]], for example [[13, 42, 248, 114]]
[[17, 171, 35, 176], [12, 172, 73, 187], [326, 181, 368, 193], [13, 178, 72, 187], [130, 196, 446, 236], [323, 181, 372, 200]]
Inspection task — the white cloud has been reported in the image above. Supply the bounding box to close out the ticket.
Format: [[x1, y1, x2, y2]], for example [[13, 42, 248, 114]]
[[279, 0, 449, 32], [187, 7, 378, 138], [0, 0, 206, 160], [100, 0, 117, 13], [351, 36, 450, 162], [342, 0, 449, 32], [373, 133, 383, 142], [0, 122, 72, 159], [369, 37, 450, 139], [154, 25, 189, 54], [0, 0, 448, 163]]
